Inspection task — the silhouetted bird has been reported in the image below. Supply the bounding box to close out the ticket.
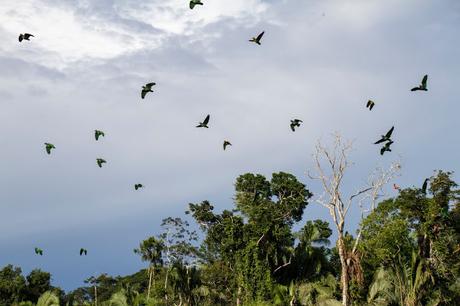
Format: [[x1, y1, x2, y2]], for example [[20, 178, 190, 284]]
[[422, 178, 429, 194], [35, 247, 43, 256], [366, 100, 375, 110], [196, 114, 210, 128], [380, 140, 393, 155], [134, 184, 144, 190], [223, 140, 232, 150], [80, 248, 87, 256], [290, 119, 302, 132], [374, 126, 394, 144], [19, 33, 34, 42], [96, 158, 106, 168], [393, 183, 401, 191], [95, 130, 105, 141], [44, 143, 55, 155], [411, 75, 428, 91], [189, 0, 203, 9], [141, 82, 156, 99], [249, 31, 265, 45]]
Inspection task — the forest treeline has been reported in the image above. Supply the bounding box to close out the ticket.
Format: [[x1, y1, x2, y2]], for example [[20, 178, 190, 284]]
[[1, 170, 459, 306]]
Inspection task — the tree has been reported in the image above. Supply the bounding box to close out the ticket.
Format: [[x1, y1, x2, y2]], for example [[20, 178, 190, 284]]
[[85, 273, 117, 306], [134, 236, 164, 301], [25, 269, 52, 303], [309, 133, 399, 305], [0, 265, 26, 305], [189, 172, 313, 304], [159, 217, 199, 304], [361, 170, 460, 304]]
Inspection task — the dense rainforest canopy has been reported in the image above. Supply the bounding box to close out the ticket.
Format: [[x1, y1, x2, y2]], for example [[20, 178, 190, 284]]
[[1, 170, 459, 306]]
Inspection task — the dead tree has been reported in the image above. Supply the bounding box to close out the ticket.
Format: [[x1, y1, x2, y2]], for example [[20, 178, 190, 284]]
[[308, 133, 400, 306]]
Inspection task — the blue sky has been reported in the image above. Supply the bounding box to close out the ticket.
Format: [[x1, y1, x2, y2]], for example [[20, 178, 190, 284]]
[[0, 0, 459, 291]]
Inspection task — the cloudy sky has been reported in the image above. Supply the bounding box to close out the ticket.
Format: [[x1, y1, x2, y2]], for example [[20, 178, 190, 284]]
[[1, 0, 459, 291]]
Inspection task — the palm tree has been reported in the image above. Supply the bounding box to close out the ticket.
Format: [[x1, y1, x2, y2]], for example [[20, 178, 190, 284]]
[[36, 291, 60, 306], [367, 252, 436, 306], [169, 262, 201, 306], [107, 290, 128, 306], [134, 237, 164, 302]]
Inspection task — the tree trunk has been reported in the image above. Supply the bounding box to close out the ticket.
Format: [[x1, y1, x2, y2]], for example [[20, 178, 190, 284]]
[[147, 265, 153, 301], [337, 234, 349, 306], [164, 268, 169, 303], [94, 286, 98, 306], [236, 286, 241, 306]]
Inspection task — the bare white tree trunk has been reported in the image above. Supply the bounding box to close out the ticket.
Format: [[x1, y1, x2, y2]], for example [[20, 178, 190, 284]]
[[309, 133, 400, 306]]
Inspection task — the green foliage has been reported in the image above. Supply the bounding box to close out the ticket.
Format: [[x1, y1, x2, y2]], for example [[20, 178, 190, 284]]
[[2, 170, 458, 306], [36, 291, 59, 306], [0, 265, 26, 305]]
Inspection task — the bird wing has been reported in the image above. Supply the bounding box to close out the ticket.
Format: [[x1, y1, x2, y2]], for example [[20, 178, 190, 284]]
[[374, 138, 385, 144], [141, 89, 147, 99], [19, 34, 23, 42], [80, 248, 83, 255], [380, 147, 385, 155], [146, 82, 156, 88], [422, 178, 428, 193], [24, 33, 34, 39], [366, 100, 371, 108], [290, 124, 295, 132], [95, 131, 99, 140], [190, 1, 196, 9], [256, 31, 265, 41], [370, 103, 374, 110], [203, 114, 210, 125], [411, 87, 419, 91], [385, 126, 394, 138], [421, 75, 428, 88]]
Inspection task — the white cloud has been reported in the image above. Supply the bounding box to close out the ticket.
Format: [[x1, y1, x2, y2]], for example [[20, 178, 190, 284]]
[[0, 0, 269, 69]]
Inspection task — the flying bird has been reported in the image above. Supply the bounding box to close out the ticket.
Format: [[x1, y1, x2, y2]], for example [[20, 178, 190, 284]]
[[374, 126, 394, 144], [366, 100, 375, 111], [249, 31, 265, 45], [421, 178, 429, 194], [290, 119, 303, 132], [411, 75, 428, 91], [380, 140, 393, 155], [34, 248, 43, 256], [393, 183, 401, 191], [223, 140, 232, 150], [19, 33, 34, 42], [189, 0, 203, 9], [95, 130, 105, 141], [134, 184, 144, 190], [44, 143, 55, 155], [141, 82, 156, 99], [96, 158, 106, 168], [196, 114, 210, 128], [80, 248, 87, 256]]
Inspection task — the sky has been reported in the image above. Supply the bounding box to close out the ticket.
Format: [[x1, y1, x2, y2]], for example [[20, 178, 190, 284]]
[[0, 0, 459, 291]]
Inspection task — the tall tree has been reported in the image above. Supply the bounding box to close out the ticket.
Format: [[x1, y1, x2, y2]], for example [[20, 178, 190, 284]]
[[189, 171, 313, 304], [134, 236, 164, 301], [309, 133, 399, 306], [159, 217, 198, 304]]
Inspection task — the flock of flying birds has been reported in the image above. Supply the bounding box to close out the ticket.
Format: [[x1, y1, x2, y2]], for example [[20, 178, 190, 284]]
[[17, 1, 428, 258], [369, 74, 428, 155]]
